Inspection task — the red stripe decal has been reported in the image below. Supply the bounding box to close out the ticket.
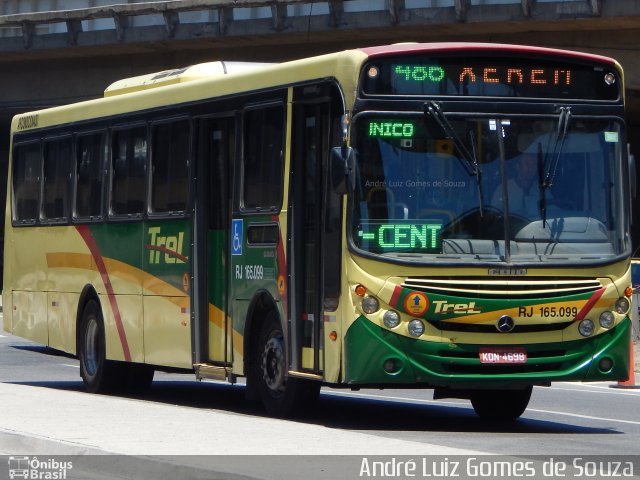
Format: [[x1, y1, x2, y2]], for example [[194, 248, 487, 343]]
[[144, 244, 188, 263], [389, 285, 403, 308], [574, 287, 606, 322], [76, 225, 132, 361]]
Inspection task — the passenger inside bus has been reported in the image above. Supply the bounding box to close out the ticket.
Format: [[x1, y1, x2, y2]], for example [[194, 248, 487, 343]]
[[491, 153, 543, 219]]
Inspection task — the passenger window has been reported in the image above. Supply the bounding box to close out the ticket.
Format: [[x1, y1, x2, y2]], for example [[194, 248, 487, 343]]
[[75, 132, 106, 219], [42, 137, 72, 222], [242, 105, 284, 210], [111, 126, 147, 216], [150, 120, 190, 214], [12, 142, 41, 223]]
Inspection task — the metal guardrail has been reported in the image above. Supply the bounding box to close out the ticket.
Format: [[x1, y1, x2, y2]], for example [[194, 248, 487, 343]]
[[0, 0, 618, 49]]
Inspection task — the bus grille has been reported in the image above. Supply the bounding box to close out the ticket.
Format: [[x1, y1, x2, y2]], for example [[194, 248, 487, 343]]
[[443, 363, 563, 374], [437, 321, 572, 333], [403, 276, 602, 299]]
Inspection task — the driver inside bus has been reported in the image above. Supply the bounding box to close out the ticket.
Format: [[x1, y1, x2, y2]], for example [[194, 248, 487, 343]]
[[492, 153, 546, 219]]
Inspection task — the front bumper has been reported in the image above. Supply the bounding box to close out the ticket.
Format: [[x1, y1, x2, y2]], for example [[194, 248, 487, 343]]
[[344, 315, 631, 388]]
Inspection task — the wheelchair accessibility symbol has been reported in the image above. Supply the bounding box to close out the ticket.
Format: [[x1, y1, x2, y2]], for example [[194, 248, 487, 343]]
[[231, 219, 243, 256]]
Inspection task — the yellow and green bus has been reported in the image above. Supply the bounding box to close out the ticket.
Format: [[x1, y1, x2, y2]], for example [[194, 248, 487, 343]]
[[3, 43, 633, 420]]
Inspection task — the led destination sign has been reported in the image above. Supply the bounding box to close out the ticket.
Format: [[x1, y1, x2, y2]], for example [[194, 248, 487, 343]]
[[362, 55, 620, 100], [357, 221, 443, 253], [394, 64, 572, 88], [368, 121, 415, 138]]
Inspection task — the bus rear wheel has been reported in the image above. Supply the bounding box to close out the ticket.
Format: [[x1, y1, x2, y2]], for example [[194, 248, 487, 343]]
[[470, 386, 532, 420], [78, 300, 119, 393], [252, 311, 320, 417]]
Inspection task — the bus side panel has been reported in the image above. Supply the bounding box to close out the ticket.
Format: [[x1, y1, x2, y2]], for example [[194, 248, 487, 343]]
[[47, 292, 79, 355], [230, 299, 249, 376], [142, 219, 192, 368], [143, 296, 191, 368], [89, 224, 144, 363], [12, 291, 48, 345], [8, 227, 50, 345], [2, 292, 12, 333], [91, 224, 143, 296], [44, 227, 97, 356], [99, 293, 143, 363]]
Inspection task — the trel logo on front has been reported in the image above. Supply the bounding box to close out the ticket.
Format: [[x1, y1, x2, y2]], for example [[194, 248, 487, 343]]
[[432, 300, 482, 315]]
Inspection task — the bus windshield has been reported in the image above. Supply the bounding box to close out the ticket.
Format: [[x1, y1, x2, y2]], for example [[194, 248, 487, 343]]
[[351, 114, 628, 264]]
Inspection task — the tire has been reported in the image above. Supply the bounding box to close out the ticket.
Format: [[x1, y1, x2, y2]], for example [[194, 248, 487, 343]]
[[123, 363, 155, 394], [470, 386, 533, 420], [251, 311, 320, 417], [78, 299, 119, 393]]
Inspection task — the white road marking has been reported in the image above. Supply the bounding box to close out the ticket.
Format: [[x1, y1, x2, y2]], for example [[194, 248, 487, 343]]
[[550, 384, 640, 396], [60, 364, 80, 368], [526, 408, 640, 426]]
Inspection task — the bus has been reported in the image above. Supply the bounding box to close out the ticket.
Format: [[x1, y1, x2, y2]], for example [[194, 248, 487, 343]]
[[3, 43, 633, 420]]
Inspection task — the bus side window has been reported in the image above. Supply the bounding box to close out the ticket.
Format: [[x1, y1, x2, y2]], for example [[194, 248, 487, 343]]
[[12, 142, 41, 223], [150, 120, 190, 214], [242, 105, 285, 211], [75, 132, 106, 220], [42, 137, 72, 222], [111, 126, 147, 216]]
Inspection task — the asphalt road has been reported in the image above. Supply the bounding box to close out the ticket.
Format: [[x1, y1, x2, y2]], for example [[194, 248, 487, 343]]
[[1, 329, 639, 479]]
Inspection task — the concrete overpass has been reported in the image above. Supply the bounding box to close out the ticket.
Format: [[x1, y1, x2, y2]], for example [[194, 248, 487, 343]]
[[0, 0, 639, 253], [0, 1, 638, 119]]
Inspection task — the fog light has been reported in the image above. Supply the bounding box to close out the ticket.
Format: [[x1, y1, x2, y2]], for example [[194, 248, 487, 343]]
[[599, 311, 615, 329], [362, 295, 379, 314], [383, 358, 396, 372], [383, 310, 401, 328], [598, 356, 614, 373], [578, 319, 595, 337], [408, 319, 425, 337], [615, 297, 630, 315]]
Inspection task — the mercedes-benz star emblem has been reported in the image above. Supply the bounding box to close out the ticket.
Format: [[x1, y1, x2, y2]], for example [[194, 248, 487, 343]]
[[496, 315, 515, 333]]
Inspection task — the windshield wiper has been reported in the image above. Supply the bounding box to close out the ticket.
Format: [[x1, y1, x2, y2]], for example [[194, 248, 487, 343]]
[[425, 101, 484, 215], [544, 106, 572, 188], [537, 142, 547, 228], [425, 101, 479, 176], [539, 106, 572, 227]]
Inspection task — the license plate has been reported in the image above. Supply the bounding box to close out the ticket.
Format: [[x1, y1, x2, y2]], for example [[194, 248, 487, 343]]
[[479, 347, 527, 364]]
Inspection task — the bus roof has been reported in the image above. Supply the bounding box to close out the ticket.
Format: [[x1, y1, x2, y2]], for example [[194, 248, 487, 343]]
[[10, 42, 621, 133], [359, 42, 618, 66], [104, 61, 272, 97]]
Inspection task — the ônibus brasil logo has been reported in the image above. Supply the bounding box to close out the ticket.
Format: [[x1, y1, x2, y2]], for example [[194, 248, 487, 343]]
[[8, 456, 73, 480]]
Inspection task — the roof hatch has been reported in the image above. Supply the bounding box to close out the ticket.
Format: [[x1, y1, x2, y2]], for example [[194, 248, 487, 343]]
[[104, 61, 271, 97]]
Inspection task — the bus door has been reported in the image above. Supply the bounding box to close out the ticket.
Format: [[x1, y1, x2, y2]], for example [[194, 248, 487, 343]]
[[288, 94, 340, 374], [194, 116, 235, 365]]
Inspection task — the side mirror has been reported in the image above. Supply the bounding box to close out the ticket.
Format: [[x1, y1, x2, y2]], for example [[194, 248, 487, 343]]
[[330, 146, 354, 194]]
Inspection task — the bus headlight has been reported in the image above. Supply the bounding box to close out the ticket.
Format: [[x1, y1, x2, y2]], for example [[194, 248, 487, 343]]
[[408, 319, 425, 337], [578, 319, 595, 337], [383, 310, 401, 328], [614, 297, 630, 315], [362, 296, 379, 314], [599, 311, 615, 329]]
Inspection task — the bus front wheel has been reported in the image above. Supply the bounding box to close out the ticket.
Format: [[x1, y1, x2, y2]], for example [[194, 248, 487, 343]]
[[470, 386, 532, 420], [78, 300, 118, 393], [251, 311, 320, 417]]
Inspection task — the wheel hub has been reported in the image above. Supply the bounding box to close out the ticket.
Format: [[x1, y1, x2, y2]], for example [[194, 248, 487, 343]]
[[261, 336, 286, 394]]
